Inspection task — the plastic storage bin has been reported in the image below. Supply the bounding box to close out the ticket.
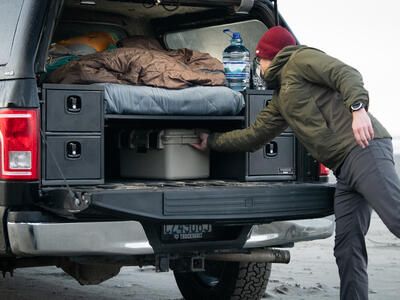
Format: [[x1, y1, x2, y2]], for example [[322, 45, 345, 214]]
[[120, 129, 209, 180]]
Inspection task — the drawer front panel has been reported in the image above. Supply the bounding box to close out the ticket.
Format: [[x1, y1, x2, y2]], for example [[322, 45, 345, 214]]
[[247, 93, 292, 132], [248, 134, 295, 177], [45, 136, 102, 180], [46, 89, 102, 132], [248, 94, 272, 126]]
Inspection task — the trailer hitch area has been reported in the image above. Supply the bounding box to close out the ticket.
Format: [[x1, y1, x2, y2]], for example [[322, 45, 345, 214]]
[[38, 189, 91, 216], [157, 249, 289, 273], [156, 254, 205, 273]]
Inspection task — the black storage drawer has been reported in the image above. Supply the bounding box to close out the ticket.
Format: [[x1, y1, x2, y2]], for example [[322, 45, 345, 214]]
[[247, 93, 270, 124], [211, 90, 296, 181], [211, 133, 296, 181], [43, 135, 103, 184], [44, 84, 103, 132], [246, 90, 292, 133], [248, 134, 295, 177]]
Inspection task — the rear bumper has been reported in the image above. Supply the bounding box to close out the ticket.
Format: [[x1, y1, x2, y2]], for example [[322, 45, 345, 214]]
[[42, 182, 335, 223], [7, 182, 335, 256], [244, 215, 334, 248], [7, 215, 334, 256], [7, 220, 153, 256]]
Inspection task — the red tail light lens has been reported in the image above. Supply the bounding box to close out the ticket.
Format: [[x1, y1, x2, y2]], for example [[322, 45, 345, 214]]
[[0, 109, 39, 180], [319, 163, 330, 177]]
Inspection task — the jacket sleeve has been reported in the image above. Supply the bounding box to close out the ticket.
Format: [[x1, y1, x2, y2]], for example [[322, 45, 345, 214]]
[[291, 48, 369, 111], [208, 96, 288, 152]]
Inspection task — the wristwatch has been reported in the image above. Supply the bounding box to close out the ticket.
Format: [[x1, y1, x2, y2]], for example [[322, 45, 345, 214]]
[[350, 101, 365, 112]]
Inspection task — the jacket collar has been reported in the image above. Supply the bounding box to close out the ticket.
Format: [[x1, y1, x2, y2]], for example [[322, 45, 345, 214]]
[[263, 45, 305, 89]]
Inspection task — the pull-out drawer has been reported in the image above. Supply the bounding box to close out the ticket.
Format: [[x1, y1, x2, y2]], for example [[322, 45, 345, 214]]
[[211, 133, 296, 181], [43, 84, 103, 132], [211, 90, 296, 181], [248, 133, 296, 177], [246, 90, 292, 133], [41, 84, 104, 185], [43, 135, 103, 185]]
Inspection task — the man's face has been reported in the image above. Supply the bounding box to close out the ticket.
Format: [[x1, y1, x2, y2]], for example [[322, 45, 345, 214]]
[[259, 58, 272, 76]]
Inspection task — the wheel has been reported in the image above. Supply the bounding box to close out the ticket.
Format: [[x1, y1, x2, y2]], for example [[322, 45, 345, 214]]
[[173, 260, 272, 300]]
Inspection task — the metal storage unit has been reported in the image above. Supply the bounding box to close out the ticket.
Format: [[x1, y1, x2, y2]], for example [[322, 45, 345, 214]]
[[41, 84, 104, 185], [211, 90, 296, 181]]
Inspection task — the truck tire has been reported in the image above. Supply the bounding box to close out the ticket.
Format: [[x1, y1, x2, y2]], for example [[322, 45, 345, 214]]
[[173, 261, 271, 300]]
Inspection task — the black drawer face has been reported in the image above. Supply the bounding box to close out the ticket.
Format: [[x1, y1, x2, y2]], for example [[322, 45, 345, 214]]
[[248, 134, 295, 176], [45, 136, 102, 180], [248, 94, 272, 126], [46, 89, 102, 132], [247, 93, 292, 132]]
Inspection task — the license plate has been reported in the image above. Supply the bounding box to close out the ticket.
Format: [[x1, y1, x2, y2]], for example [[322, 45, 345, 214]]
[[162, 224, 213, 241]]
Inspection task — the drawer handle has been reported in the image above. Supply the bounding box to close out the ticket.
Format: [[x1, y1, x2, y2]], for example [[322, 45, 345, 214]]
[[66, 95, 82, 113], [66, 142, 81, 159], [264, 141, 278, 158]]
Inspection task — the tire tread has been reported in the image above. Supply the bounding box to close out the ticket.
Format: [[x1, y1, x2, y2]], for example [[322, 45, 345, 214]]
[[174, 261, 271, 300], [231, 262, 271, 300]]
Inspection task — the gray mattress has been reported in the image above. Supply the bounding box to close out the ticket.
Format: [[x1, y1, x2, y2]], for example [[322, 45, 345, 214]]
[[98, 83, 245, 115]]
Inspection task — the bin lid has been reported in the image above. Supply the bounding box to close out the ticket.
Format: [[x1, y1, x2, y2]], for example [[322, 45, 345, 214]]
[[160, 129, 200, 145]]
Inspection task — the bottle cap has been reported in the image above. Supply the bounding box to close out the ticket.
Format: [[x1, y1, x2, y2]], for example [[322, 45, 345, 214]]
[[232, 32, 241, 39]]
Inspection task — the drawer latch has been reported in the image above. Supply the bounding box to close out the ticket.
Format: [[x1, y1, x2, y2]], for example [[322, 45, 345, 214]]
[[265, 141, 278, 158], [66, 142, 81, 159], [66, 95, 82, 113]]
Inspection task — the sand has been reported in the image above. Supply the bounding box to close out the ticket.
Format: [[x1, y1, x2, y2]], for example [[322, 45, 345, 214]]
[[265, 213, 400, 299]]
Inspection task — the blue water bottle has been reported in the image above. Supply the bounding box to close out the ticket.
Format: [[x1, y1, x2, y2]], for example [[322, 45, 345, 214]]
[[222, 29, 250, 92]]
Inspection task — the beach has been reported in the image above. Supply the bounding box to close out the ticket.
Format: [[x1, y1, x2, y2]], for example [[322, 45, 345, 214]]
[[265, 212, 400, 299]]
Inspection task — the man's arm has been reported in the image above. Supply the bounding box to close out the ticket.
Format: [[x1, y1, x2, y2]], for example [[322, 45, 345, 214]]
[[292, 48, 374, 148], [207, 96, 288, 152], [291, 48, 369, 111]]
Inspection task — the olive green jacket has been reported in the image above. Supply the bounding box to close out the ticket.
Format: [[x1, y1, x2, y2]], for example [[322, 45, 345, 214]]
[[208, 46, 391, 171]]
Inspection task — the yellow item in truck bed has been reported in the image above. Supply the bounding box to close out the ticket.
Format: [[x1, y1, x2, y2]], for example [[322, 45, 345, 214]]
[[57, 32, 118, 52]]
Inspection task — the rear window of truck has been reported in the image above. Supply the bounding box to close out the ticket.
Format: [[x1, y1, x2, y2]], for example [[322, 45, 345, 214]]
[[164, 20, 267, 62], [0, 0, 23, 66]]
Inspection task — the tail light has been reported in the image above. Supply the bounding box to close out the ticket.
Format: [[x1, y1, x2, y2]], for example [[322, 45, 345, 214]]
[[319, 163, 330, 177], [0, 109, 39, 180]]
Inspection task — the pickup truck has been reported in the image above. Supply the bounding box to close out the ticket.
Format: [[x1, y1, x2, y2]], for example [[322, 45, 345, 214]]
[[0, 1, 334, 299]]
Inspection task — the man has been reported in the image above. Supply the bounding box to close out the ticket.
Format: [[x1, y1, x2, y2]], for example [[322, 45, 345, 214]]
[[193, 26, 400, 299]]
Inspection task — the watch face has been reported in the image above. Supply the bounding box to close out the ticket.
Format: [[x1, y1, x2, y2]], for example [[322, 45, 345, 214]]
[[351, 102, 363, 111]]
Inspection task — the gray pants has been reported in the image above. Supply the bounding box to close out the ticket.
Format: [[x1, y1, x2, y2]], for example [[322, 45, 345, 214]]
[[334, 138, 400, 300]]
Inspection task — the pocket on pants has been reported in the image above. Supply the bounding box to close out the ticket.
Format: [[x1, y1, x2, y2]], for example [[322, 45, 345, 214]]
[[370, 139, 394, 164]]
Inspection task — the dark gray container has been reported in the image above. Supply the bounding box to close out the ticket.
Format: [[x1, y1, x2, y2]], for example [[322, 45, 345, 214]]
[[41, 84, 104, 185], [211, 90, 296, 181], [248, 134, 295, 176], [44, 135, 103, 183], [43, 84, 103, 132], [247, 89, 292, 133]]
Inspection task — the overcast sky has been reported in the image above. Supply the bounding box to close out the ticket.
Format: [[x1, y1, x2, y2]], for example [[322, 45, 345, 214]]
[[279, 0, 400, 137]]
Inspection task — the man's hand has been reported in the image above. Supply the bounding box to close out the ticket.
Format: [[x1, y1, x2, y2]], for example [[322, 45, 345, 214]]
[[192, 132, 209, 151], [352, 108, 374, 148]]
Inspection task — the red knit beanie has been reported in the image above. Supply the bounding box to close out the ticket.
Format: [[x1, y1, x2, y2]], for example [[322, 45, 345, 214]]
[[255, 26, 296, 60]]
